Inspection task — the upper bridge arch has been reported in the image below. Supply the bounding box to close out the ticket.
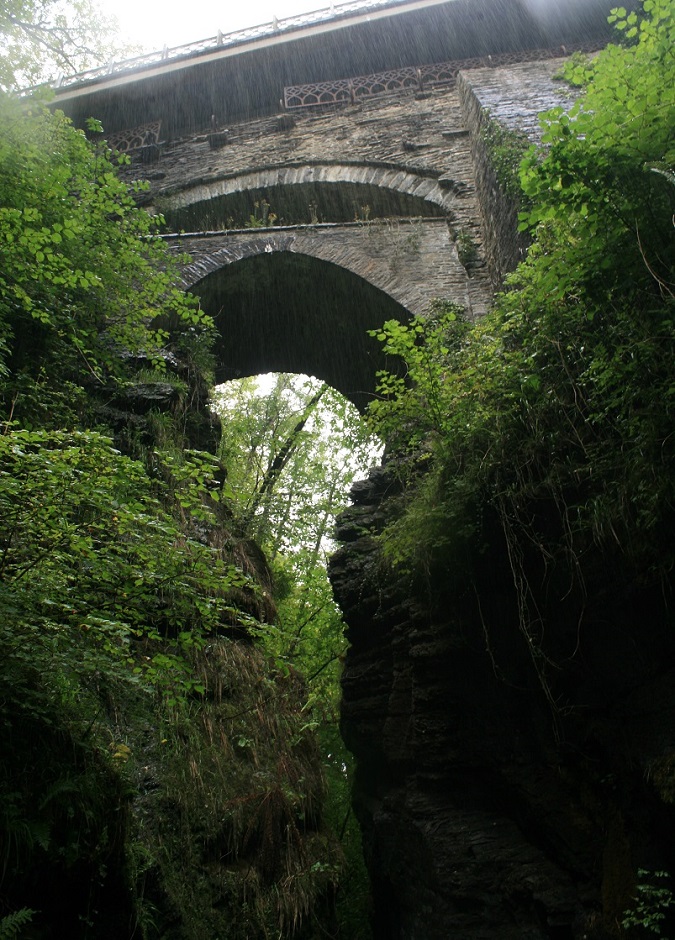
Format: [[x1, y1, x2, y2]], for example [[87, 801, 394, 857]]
[[165, 217, 479, 410], [159, 163, 459, 221]]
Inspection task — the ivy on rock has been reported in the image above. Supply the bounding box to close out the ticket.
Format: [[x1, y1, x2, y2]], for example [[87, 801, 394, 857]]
[[367, 0, 674, 686]]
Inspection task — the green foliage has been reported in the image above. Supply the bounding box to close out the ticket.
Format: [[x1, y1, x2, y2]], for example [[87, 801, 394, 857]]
[[0, 710, 128, 934], [215, 374, 380, 557], [0, 909, 35, 939], [454, 228, 478, 266], [0, 427, 311, 935], [0, 91, 210, 428], [554, 50, 596, 86], [319, 723, 372, 939], [367, 0, 674, 693], [623, 870, 674, 936], [0, 8, 349, 937], [368, 300, 470, 456], [0, 0, 124, 90], [171, 322, 218, 386], [215, 372, 380, 716], [214, 373, 379, 935], [518, 0, 674, 297], [246, 199, 278, 228], [479, 108, 530, 199], [0, 411, 354, 938], [0, 429, 255, 712], [129, 640, 343, 940]]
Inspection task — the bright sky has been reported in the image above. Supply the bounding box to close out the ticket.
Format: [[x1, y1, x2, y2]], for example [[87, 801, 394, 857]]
[[111, 0, 332, 53]]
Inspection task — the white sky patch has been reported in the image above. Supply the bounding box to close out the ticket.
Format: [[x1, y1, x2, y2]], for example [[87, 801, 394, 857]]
[[254, 372, 283, 395], [212, 373, 383, 555], [109, 0, 331, 52]]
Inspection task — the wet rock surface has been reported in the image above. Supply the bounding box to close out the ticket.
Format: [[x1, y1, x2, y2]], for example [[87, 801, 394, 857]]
[[330, 466, 675, 939]]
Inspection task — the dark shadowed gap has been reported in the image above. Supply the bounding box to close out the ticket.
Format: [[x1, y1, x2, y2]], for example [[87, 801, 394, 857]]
[[191, 250, 412, 411], [163, 180, 446, 231]]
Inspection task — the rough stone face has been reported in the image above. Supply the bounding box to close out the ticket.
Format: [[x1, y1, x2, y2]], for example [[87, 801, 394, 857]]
[[90, 348, 220, 454], [127, 59, 582, 356], [130, 83, 495, 320], [330, 467, 675, 939], [458, 59, 583, 286], [127, 63, 577, 414]]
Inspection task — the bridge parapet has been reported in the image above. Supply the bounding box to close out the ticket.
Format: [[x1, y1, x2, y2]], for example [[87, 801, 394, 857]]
[[53, 0, 417, 92], [282, 42, 601, 109]]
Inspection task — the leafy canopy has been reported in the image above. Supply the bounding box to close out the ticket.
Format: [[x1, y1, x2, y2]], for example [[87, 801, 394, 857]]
[[0, 92, 210, 427], [0, 0, 124, 90], [0, 429, 256, 712], [214, 373, 378, 935], [215, 373, 381, 708], [518, 0, 674, 302], [367, 0, 674, 589]]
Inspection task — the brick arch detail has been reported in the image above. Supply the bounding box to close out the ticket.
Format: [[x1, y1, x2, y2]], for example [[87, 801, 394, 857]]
[[162, 163, 457, 216], [176, 220, 471, 319], [180, 235, 420, 316]]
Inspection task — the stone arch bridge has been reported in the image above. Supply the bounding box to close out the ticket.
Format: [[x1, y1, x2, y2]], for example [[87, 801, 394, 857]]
[[165, 218, 464, 406], [53, 0, 617, 404], [147, 54, 581, 404]]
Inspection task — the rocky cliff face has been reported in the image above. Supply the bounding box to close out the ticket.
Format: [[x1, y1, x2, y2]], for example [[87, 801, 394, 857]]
[[330, 466, 675, 939]]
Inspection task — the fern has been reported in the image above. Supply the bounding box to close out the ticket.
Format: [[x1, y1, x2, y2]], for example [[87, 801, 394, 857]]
[[0, 909, 36, 940]]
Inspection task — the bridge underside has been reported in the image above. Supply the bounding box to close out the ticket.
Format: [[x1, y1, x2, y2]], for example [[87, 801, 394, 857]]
[[191, 251, 411, 410], [53, 0, 621, 136], [163, 179, 447, 232], [170, 215, 481, 408]]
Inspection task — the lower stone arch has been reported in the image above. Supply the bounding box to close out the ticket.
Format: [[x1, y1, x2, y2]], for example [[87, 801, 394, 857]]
[[175, 219, 465, 325], [189, 248, 413, 411]]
